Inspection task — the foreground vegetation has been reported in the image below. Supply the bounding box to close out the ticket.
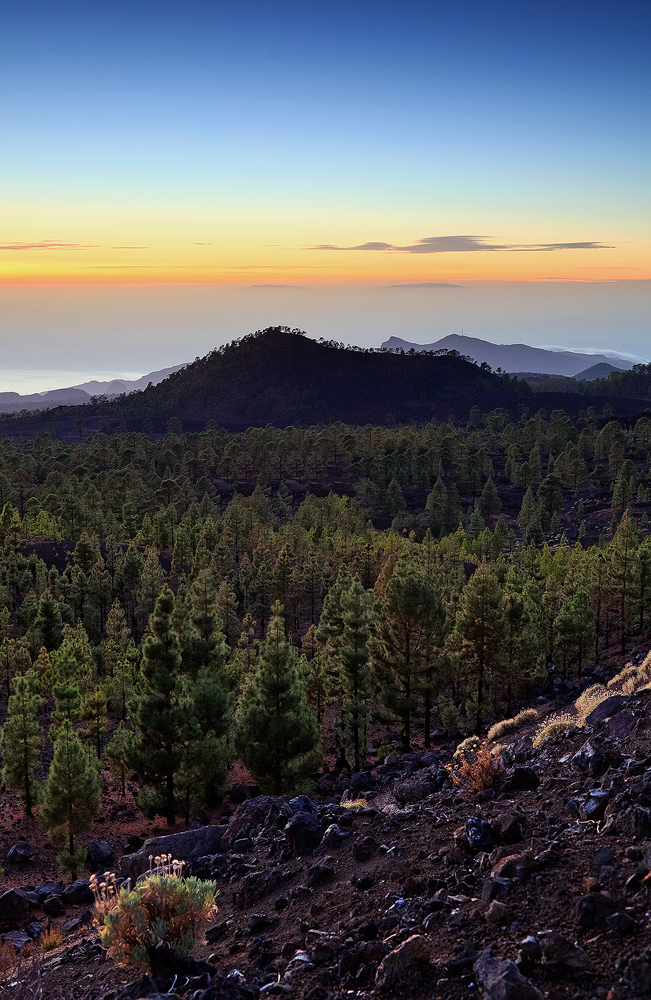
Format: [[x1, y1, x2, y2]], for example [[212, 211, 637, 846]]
[[1, 401, 651, 846]]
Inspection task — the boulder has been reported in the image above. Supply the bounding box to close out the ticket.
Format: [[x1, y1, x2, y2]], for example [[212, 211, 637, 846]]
[[393, 780, 435, 805], [617, 805, 651, 840], [86, 838, 114, 869], [2, 930, 32, 950], [466, 817, 498, 853], [491, 851, 533, 882], [473, 949, 543, 1000], [575, 891, 619, 930], [289, 794, 318, 815], [321, 823, 349, 848], [353, 836, 377, 862], [35, 881, 64, 902], [492, 812, 525, 845], [585, 694, 629, 725], [62, 880, 94, 906], [537, 930, 592, 970], [121, 825, 228, 880], [375, 934, 431, 990], [0, 890, 30, 926], [43, 896, 66, 917], [122, 835, 145, 855], [504, 767, 540, 792], [223, 796, 291, 849], [306, 862, 335, 888], [7, 841, 35, 864], [580, 789, 612, 821], [284, 812, 323, 856]]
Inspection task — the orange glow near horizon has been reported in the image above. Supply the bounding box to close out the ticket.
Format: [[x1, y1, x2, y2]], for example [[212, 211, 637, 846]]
[[0, 243, 648, 284]]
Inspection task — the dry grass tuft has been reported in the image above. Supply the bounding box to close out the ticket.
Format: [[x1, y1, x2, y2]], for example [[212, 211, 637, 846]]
[[446, 741, 505, 792], [39, 928, 64, 952], [532, 711, 581, 747], [487, 708, 538, 742]]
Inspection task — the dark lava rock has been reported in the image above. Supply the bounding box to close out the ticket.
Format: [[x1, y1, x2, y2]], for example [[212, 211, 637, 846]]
[[580, 788, 612, 821], [35, 881, 64, 902], [492, 811, 525, 844], [585, 693, 630, 724], [122, 835, 145, 855], [43, 896, 66, 916], [353, 836, 377, 862], [504, 767, 540, 791], [2, 931, 32, 950], [606, 910, 638, 934], [306, 862, 335, 888], [289, 794, 318, 815], [575, 891, 619, 929], [466, 817, 498, 853], [473, 949, 543, 1000], [394, 779, 435, 805], [0, 890, 30, 925], [122, 824, 228, 879], [351, 875, 374, 891], [594, 847, 616, 867], [62, 879, 94, 906], [618, 805, 651, 840], [284, 811, 323, 856], [7, 841, 35, 864], [321, 823, 348, 848], [86, 838, 114, 869], [537, 930, 591, 969]]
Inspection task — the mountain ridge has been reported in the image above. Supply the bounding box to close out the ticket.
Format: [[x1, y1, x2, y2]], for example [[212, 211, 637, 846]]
[[381, 334, 635, 376]]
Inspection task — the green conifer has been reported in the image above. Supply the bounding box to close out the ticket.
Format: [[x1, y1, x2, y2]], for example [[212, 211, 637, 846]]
[[235, 602, 319, 794], [0, 669, 43, 815], [41, 719, 101, 854]]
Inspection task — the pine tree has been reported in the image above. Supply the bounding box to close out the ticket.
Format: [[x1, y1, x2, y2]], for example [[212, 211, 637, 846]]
[[610, 510, 639, 655], [0, 669, 43, 815], [370, 560, 442, 751], [41, 720, 101, 854], [338, 580, 374, 771], [105, 721, 133, 797], [234, 602, 319, 794], [81, 686, 108, 758], [127, 585, 185, 825], [33, 590, 64, 651], [554, 589, 594, 678], [479, 477, 501, 518], [215, 579, 241, 645], [449, 560, 505, 734]]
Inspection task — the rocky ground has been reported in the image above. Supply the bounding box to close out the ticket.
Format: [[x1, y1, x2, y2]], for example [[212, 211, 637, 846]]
[[3, 673, 651, 1000]]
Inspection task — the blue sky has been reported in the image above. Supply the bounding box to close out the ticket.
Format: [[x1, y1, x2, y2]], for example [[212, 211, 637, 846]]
[[0, 0, 649, 385]]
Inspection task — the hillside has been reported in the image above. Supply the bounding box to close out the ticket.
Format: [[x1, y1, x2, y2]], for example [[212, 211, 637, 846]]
[[382, 334, 634, 376], [0, 328, 527, 433]]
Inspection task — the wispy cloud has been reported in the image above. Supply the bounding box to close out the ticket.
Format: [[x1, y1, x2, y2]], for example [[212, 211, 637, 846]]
[[247, 283, 304, 288], [313, 235, 613, 253], [0, 241, 98, 250], [384, 281, 464, 288]]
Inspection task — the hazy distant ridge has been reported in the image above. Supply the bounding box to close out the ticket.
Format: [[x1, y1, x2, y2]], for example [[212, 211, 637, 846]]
[[381, 334, 634, 376], [0, 363, 188, 414]]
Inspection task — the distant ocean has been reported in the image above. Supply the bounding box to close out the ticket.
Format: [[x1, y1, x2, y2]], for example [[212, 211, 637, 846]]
[[0, 369, 144, 395]]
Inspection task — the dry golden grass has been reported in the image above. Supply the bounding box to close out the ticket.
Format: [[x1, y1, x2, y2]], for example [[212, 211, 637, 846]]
[[532, 712, 581, 747], [39, 929, 63, 952], [487, 708, 538, 742]]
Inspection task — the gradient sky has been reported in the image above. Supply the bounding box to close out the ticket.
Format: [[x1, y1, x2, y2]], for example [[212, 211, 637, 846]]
[[1, 0, 649, 386]]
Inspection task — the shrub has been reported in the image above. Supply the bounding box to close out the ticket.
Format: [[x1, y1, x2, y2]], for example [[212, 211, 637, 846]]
[[40, 928, 64, 952], [454, 735, 481, 760], [94, 857, 217, 971], [487, 708, 538, 742], [438, 699, 460, 734], [341, 797, 367, 811], [532, 712, 581, 747], [446, 741, 505, 792]]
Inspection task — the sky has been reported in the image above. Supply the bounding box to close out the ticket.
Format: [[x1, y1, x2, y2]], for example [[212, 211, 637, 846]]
[[1, 0, 649, 389]]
